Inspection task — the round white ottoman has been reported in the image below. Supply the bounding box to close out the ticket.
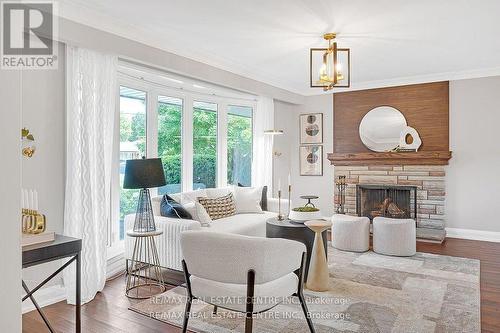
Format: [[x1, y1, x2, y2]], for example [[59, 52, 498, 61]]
[[331, 214, 370, 252], [373, 217, 416, 256]]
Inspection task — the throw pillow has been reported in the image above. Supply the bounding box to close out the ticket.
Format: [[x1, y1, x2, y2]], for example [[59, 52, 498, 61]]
[[232, 185, 264, 214], [160, 194, 193, 219], [238, 183, 268, 211], [197, 193, 236, 220], [194, 202, 212, 226]]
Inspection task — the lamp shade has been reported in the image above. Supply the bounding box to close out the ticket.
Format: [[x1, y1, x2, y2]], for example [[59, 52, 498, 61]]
[[123, 158, 166, 189]]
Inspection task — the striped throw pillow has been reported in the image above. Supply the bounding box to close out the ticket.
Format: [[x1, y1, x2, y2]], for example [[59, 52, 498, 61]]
[[197, 193, 236, 220]]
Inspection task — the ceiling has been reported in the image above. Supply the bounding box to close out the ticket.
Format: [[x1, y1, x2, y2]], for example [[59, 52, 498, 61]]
[[59, 0, 500, 96]]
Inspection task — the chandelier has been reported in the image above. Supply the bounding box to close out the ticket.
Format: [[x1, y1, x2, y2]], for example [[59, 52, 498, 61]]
[[310, 33, 350, 90]]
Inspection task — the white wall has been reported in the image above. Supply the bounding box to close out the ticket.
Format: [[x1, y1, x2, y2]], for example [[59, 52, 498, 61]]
[[274, 94, 334, 216], [447, 76, 500, 233], [21, 42, 66, 308], [0, 67, 22, 332]]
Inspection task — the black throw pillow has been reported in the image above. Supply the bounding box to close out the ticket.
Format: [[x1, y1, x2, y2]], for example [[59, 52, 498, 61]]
[[160, 194, 192, 219], [237, 183, 268, 211]]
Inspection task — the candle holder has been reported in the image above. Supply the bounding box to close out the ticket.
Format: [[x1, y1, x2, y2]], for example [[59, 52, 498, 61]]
[[277, 190, 285, 221], [335, 175, 347, 214], [287, 184, 292, 219]]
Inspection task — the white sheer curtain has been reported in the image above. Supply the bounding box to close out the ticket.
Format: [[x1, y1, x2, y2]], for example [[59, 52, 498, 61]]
[[63, 46, 117, 304], [251, 96, 275, 193]]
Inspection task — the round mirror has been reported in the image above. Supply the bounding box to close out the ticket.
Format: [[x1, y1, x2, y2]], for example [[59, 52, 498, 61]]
[[359, 106, 407, 152]]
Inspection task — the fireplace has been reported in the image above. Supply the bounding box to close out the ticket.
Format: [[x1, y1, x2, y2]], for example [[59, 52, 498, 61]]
[[356, 185, 417, 221]]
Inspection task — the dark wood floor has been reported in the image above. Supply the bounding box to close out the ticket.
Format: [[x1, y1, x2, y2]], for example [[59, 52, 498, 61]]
[[23, 237, 500, 333]]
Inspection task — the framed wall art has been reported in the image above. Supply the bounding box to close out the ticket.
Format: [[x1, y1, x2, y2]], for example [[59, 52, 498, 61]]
[[300, 113, 323, 144], [299, 145, 323, 176]]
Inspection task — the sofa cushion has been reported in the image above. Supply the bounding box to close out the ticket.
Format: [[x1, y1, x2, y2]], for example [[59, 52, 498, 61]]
[[197, 193, 236, 220], [160, 194, 193, 219], [232, 185, 263, 214], [238, 183, 268, 211], [170, 189, 207, 205], [206, 211, 275, 237]]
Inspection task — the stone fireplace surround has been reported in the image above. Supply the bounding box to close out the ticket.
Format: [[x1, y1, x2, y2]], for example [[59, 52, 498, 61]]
[[334, 165, 446, 242]]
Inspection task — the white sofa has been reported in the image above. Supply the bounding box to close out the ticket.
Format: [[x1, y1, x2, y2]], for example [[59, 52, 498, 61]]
[[125, 187, 288, 271]]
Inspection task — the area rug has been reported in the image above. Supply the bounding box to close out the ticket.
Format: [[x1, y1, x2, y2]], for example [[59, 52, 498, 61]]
[[130, 247, 480, 332]]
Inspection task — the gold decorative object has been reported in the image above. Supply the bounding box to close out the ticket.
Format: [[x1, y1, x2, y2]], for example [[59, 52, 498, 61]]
[[21, 189, 46, 234], [21, 127, 36, 158], [310, 33, 350, 90], [22, 209, 46, 234]]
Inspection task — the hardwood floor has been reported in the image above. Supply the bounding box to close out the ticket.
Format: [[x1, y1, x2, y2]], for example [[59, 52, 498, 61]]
[[23, 237, 500, 333]]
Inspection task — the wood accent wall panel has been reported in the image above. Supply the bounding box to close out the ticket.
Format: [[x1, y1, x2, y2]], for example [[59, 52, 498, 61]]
[[333, 81, 449, 154]]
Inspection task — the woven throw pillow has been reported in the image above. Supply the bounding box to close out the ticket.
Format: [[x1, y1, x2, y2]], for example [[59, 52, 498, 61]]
[[197, 193, 236, 220]]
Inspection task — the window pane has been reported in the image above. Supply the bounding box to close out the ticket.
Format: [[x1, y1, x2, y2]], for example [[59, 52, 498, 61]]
[[193, 101, 217, 189], [119, 86, 147, 240], [227, 106, 253, 186], [157, 95, 183, 195]]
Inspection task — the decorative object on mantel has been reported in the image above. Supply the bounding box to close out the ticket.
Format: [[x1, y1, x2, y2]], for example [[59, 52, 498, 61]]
[[300, 113, 323, 144], [310, 32, 350, 90], [21, 127, 36, 158], [287, 173, 292, 219], [335, 175, 347, 214], [21, 188, 54, 247], [124, 157, 166, 232], [393, 126, 422, 152], [359, 106, 408, 152], [300, 145, 323, 176]]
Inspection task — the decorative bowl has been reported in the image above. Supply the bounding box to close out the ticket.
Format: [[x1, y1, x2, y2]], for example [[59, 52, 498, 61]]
[[288, 209, 323, 223]]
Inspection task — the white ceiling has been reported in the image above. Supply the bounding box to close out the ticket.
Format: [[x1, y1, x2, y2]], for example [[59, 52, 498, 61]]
[[59, 0, 500, 96]]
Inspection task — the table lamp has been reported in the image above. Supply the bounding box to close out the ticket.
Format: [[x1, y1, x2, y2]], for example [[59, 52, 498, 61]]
[[123, 157, 166, 232]]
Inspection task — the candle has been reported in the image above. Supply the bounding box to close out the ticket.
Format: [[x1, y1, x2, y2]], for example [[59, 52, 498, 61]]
[[21, 189, 24, 209], [288, 172, 291, 186], [29, 189, 34, 210], [278, 179, 281, 192], [34, 190, 38, 211]]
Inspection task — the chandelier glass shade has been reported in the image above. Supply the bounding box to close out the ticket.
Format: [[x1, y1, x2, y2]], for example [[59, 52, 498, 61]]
[[310, 33, 350, 90]]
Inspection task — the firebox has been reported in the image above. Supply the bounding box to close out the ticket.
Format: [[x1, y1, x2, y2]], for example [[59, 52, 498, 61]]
[[356, 185, 417, 221]]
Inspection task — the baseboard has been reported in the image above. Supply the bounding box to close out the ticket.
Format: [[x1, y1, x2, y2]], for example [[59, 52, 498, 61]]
[[22, 284, 66, 314], [107, 253, 125, 279], [446, 228, 500, 243]]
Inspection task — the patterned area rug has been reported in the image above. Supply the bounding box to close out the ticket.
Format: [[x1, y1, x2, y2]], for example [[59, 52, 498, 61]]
[[130, 247, 480, 332]]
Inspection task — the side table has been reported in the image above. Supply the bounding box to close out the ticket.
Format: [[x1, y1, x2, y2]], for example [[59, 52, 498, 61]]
[[304, 220, 332, 291], [126, 230, 166, 299], [266, 217, 327, 282], [22, 235, 82, 333]]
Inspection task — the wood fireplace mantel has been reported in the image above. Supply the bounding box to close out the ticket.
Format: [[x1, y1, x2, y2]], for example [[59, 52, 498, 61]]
[[327, 151, 452, 166], [330, 82, 452, 166]]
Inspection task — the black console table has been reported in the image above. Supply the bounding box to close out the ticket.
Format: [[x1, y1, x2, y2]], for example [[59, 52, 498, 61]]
[[22, 235, 82, 333], [266, 218, 328, 281]]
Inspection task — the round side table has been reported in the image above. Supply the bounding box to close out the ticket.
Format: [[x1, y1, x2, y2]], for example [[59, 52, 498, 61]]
[[304, 220, 332, 292], [266, 218, 327, 282], [126, 230, 166, 299]]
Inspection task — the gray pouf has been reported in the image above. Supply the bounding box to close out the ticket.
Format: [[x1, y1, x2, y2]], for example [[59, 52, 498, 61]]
[[331, 214, 370, 252], [373, 217, 416, 256]]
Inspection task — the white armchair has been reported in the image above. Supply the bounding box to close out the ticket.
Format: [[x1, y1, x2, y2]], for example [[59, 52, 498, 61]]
[[180, 231, 315, 333]]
